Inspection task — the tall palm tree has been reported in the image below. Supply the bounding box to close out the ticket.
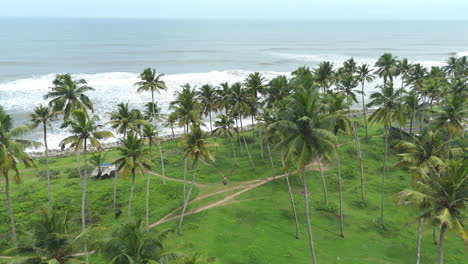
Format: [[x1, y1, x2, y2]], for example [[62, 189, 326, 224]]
[[398, 159, 467, 264], [108, 103, 146, 137], [170, 84, 202, 133], [135, 68, 167, 124], [244, 72, 266, 134], [142, 124, 159, 228], [44, 74, 94, 121], [315, 61, 335, 93], [367, 82, 405, 228], [114, 131, 153, 220], [12, 207, 91, 264], [178, 124, 216, 234], [0, 106, 36, 249], [291, 66, 315, 90], [100, 219, 183, 264], [356, 63, 375, 142], [212, 115, 237, 165], [196, 84, 217, 133], [396, 58, 412, 89], [60, 109, 113, 263], [263, 75, 292, 109], [30, 105, 60, 210], [323, 92, 352, 237], [143, 102, 163, 123], [433, 95, 467, 141], [375, 53, 399, 86], [271, 87, 336, 264]]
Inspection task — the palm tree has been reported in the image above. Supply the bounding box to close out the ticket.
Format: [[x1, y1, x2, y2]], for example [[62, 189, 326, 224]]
[[166, 113, 178, 146], [135, 68, 167, 124], [367, 82, 405, 228], [263, 75, 292, 109], [143, 102, 163, 123], [375, 53, 399, 86], [398, 159, 467, 264], [142, 123, 159, 228], [0, 106, 36, 249], [178, 124, 216, 234], [271, 87, 336, 264], [212, 115, 237, 165], [356, 63, 375, 141], [100, 219, 183, 264], [291, 66, 315, 90], [30, 105, 60, 210], [114, 131, 153, 220], [170, 84, 202, 133], [315, 61, 335, 93], [244, 72, 266, 135], [108, 103, 145, 137], [44, 74, 94, 121], [90, 152, 107, 180], [12, 207, 91, 264], [397, 58, 412, 89], [60, 109, 113, 263], [433, 95, 467, 141], [196, 84, 217, 133], [323, 92, 353, 237]]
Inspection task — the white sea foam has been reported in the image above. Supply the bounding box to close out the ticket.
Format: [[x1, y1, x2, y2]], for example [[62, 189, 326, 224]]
[[0, 70, 288, 151]]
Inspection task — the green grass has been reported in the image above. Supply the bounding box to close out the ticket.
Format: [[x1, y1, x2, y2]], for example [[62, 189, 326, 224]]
[[0, 122, 465, 263]]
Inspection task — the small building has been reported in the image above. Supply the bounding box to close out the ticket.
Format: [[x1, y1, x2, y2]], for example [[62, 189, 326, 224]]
[[91, 163, 116, 179]]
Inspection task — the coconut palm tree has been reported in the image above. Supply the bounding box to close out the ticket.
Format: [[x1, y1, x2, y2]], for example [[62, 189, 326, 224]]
[[60, 109, 113, 263], [244, 72, 266, 133], [135, 68, 167, 123], [291, 66, 315, 90], [196, 84, 217, 133], [356, 63, 375, 142], [114, 131, 153, 220], [271, 86, 336, 264], [323, 92, 352, 237], [263, 75, 292, 109], [178, 124, 217, 234], [30, 105, 60, 210], [170, 84, 202, 133], [397, 58, 412, 89], [0, 106, 36, 249], [367, 82, 405, 228], [44, 74, 94, 121], [398, 159, 467, 264], [165, 113, 178, 146], [212, 115, 237, 165], [432, 95, 467, 141], [143, 102, 163, 123], [142, 123, 159, 228], [108, 103, 146, 137], [12, 207, 92, 264], [100, 219, 183, 264], [375, 53, 399, 85], [315, 61, 335, 93]]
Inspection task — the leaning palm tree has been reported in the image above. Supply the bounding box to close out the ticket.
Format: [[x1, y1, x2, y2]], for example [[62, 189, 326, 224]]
[[142, 123, 159, 228], [271, 86, 336, 264], [398, 159, 467, 264], [100, 219, 183, 264], [44, 74, 94, 121], [367, 82, 405, 228], [30, 105, 60, 211], [60, 109, 113, 263], [196, 84, 217, 133], [178, 124, 217, 234], [11, 207, 92, 264], [356, 63, 375, 141], [114, 131, 153, 220], [375, 53, 399, 86], [323, 92, 353, 237], [0, 106, 36, 249]]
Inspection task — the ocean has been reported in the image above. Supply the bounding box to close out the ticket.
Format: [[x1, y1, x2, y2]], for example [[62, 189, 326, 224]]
[[0, 18, 467, 150]]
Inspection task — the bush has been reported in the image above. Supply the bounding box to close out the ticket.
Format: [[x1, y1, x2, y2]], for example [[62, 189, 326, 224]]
[[316, 202, 338, 213], [38, 158, 57, 165], [64, 167, 87, 179], [36, 169, 60, 179]]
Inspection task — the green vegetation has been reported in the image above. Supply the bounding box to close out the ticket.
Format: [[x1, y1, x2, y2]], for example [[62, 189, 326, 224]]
[[1, 54, 467, 264]]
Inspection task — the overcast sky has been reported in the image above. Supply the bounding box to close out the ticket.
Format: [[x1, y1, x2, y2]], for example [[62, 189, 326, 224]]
[[1, 0, 467, 20]]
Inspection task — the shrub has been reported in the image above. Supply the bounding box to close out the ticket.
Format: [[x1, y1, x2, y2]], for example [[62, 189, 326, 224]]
[[36, 169, 60, 179], [38, 158, 57, 165]]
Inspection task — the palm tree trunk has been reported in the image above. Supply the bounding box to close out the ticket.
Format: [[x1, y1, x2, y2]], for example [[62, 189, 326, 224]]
[[243, 135, 255, 170], [315, 152, 328, 205], [127, 168, 136, 219], [171, 127, 176, 146], [302, 170, 318, 264], [259, 125, 264, 160], [179, 161, 199, 234], [4, 172, 18, 249], [361, 81, 369, 142], [183, 157, 188, 202], [420, 97, 426, 133], [281, 147, 300, 239], [439, 223, 447, 264], [235, 118, 243, 155], [113, 169, 118, 209], [230, 138, 237, 164], [251, 114, 255, 140], [43, 123, 52, 211], [209, 108, 213, 133], [146, 142, 152, 228], [158, 142, 166, 184], [381, 126, 389, 228], [412, 95, 417, 144], [82, 140, 89, 264], [352, 124, 365, 201], [335, 143, 344, 238], [433, 225, 438, 245], [416, 213, 423, 264], [240, 115, 244, 131], [266, 144, 275, 182]]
